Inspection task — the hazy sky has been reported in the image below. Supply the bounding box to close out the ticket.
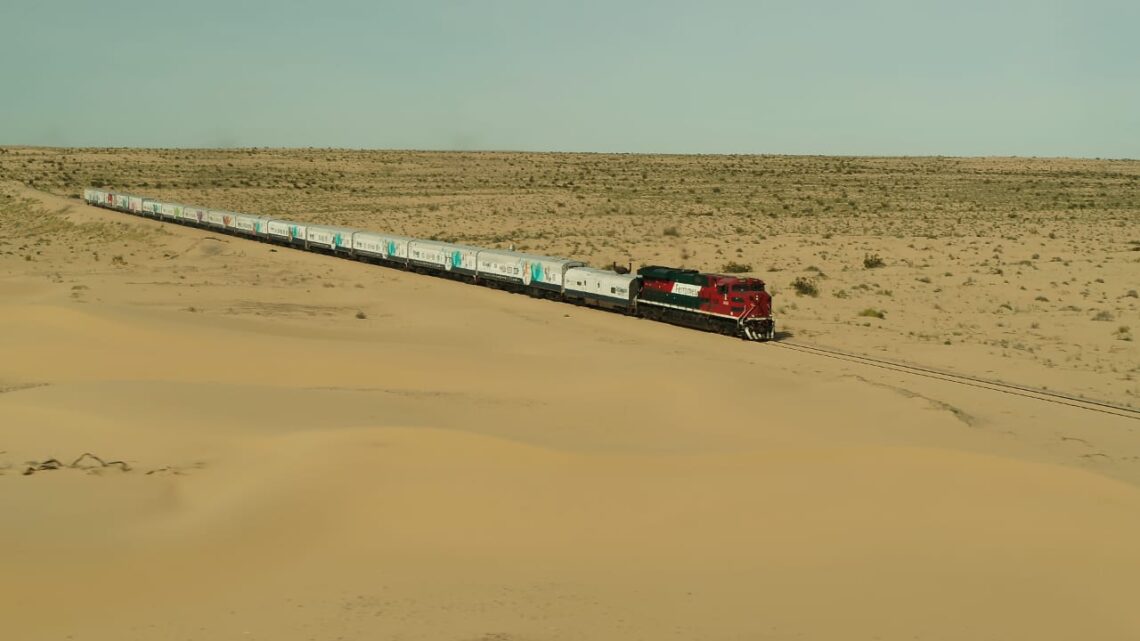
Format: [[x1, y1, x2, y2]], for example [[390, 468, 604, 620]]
[[2, 0, 1136, 156]]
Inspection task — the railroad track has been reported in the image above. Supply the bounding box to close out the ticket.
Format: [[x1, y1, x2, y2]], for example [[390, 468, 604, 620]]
[[768, 340, 1140, 421]]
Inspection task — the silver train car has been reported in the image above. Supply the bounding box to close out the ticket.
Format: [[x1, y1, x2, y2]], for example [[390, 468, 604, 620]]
[[82, 188, 640, 310]]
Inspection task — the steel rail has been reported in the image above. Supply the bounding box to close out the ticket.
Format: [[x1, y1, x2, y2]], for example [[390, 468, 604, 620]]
[[769, 340, 1140, 421]]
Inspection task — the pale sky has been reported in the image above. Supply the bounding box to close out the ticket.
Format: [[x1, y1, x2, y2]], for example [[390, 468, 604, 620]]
[[2, 0, 1136, 157]]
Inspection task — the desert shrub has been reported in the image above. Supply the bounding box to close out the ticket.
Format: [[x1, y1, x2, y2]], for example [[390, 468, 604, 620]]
[[663, 226, 680, 237], [1092, 310, 1114, 321], [791, 277, 819, 297], [858, 308, 886, 319], [1126, 290, 1138, 298], [863, 253, 886, 269], [721, 261, 752, 274], [355, 310, 367, 319]]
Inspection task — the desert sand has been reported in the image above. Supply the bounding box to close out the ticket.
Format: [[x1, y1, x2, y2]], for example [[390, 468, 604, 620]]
[[1, 149, 1138, 640]]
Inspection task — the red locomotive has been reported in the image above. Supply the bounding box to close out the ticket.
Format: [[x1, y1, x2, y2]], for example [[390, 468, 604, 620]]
[[636, 266, 774, 340]]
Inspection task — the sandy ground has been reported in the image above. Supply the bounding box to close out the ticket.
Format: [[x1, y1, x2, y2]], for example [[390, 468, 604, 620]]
[[1, 152, 1139, 640], [3, 148, 1137, 404]]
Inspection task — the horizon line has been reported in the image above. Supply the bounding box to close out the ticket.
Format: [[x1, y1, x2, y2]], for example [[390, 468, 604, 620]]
[[1, 145, 1136, 162]]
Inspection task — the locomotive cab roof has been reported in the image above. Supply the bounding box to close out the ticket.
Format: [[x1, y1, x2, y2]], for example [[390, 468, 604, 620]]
[[637, 265, 705, 284]]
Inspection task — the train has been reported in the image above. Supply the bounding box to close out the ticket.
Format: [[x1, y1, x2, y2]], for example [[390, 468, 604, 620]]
[[83, 188, 776, 341]]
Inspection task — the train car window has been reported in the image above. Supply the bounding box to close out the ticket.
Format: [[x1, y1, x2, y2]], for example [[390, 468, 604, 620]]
[[731, 296, 744, 303], [731, 306, 744, 314], [717, 285, 728, 295], [732, 284, 749, 292]]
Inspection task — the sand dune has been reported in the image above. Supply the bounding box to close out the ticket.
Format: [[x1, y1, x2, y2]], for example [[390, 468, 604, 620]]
[[1, 169, 1139, 640]]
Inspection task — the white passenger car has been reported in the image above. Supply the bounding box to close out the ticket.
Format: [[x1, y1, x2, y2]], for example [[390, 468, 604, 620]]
[[475, 249, 584, 290], [233, 213, 269, 235], [85, 189, 111, 206], [205, 210, 230, 228], [159, 202, 182, 220], [564, 267, 639, 307], [306, 225, 357, 251], [181, 206, 207, 224], [266, 219, 307, 243], [353, 231, 411, 263], [408, 239, 479, 274]]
